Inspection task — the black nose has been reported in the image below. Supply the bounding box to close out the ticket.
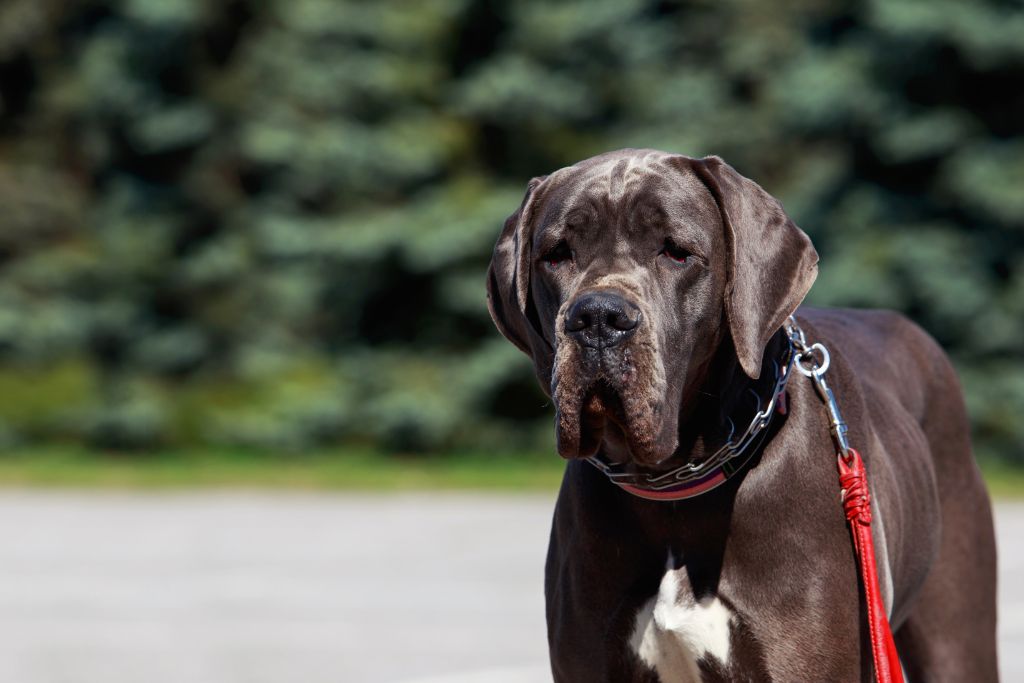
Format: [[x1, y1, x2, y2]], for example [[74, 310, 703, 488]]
[[564, 291, 641, 348]]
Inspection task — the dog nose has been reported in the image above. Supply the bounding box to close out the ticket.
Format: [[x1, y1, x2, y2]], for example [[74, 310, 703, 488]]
[[564, 291, 641, 348]]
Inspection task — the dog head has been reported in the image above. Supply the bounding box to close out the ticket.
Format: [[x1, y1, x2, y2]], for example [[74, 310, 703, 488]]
[[487, 149, 817, 466]]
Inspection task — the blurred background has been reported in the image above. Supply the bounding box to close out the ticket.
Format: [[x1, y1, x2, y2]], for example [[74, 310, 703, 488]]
[[0, 1, 1023, 681], [1, 0, 1022, 470]]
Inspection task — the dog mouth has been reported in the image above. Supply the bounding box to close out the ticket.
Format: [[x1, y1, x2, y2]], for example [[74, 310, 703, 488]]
[[575, 381, 625, 458], [551, 320, 677, 464], [555, 377, 671, 464]]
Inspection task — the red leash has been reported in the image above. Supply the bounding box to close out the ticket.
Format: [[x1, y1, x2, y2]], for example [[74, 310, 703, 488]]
[[839, 448, 904, 683], [787, 319, 904, 683]]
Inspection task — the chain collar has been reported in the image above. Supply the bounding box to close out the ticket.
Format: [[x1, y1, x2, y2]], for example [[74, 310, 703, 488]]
[[586, 330, 796, 499]]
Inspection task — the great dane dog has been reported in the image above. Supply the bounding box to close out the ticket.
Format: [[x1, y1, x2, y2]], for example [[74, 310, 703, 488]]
[[486, 149, 998, 682]]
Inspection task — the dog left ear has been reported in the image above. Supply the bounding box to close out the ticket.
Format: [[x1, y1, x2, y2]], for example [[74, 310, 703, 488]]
[[486, 175, 549, 357], [693, 156, 818, 379]]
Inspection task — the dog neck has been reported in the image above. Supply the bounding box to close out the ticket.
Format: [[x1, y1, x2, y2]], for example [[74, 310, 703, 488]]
[[668, 328, 790, 470]]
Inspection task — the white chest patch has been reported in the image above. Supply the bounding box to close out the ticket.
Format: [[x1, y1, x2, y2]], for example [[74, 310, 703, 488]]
[[629, 562, 734, 682]]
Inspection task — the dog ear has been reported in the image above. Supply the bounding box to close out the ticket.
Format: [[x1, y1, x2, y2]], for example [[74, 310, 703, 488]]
[[486, 175, 549, 355], [693, 156, 818, 379]]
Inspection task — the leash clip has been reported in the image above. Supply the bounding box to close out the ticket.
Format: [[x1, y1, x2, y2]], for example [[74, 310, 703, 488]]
[[785, 317, 851, 460]]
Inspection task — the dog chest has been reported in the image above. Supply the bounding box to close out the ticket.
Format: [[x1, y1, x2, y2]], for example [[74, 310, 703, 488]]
[[629, 561, 735, 681]]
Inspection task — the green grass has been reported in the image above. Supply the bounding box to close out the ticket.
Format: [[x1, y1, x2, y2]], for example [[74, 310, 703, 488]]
[[0, 448, 1021, 498], [0, 447, 567, 491], [977, 460, 1024, 500]]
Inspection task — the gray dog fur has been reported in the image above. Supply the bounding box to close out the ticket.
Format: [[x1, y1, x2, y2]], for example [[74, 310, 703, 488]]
[[487, 149, 998, 681]]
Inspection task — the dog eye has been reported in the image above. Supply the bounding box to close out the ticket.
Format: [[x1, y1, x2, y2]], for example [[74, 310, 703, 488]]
[[660, 240, 690, 264], [541, 241, 572, 267]]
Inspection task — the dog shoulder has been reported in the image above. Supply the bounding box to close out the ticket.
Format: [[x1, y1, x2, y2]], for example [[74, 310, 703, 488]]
[[795, 306, 968, 441], [796, 307, 952, 374]]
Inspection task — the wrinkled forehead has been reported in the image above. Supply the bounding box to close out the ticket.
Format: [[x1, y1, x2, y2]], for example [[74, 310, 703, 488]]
[[534, 150, 720, 231]]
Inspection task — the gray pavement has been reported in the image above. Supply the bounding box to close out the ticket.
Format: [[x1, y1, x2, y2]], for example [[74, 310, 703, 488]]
[[0, 492, 1020, 683]]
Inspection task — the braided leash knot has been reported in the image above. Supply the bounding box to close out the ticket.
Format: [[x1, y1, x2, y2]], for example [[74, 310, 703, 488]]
[[838, 448, 871, 525]]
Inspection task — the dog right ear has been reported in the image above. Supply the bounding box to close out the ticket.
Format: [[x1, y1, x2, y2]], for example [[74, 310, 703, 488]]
[[691, 156, 818, 379], [486, 175, 548, 355]]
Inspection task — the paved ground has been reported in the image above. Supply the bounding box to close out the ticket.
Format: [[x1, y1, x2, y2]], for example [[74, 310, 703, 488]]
[[0, 492, 1019, 683]]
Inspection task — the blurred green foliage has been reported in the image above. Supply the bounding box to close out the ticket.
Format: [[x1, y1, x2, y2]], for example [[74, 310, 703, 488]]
[[0, 0, 1021, 461]]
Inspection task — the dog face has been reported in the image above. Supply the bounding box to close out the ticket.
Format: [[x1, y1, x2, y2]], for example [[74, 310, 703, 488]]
[[487, 149, 817, 466]]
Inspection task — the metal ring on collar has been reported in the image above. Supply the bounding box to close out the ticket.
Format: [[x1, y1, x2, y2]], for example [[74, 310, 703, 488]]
[[795, 342, 830, 378]]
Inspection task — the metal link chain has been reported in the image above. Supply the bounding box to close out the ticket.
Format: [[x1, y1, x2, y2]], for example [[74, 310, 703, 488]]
[[587, 331, 797, 490]]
